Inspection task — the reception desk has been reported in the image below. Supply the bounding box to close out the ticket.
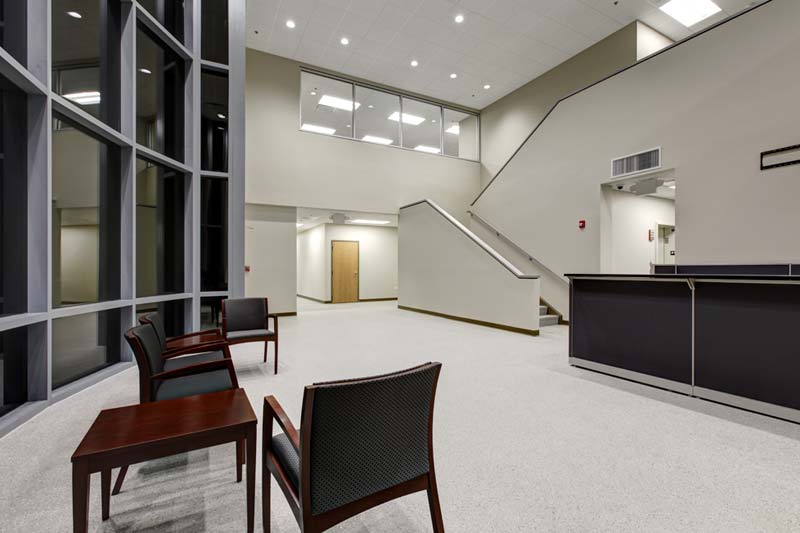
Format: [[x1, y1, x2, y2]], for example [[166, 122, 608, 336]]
[[568, 273, 800, 423]]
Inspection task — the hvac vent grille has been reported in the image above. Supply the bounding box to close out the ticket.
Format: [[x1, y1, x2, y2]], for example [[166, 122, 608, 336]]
[[611, 148, 661, 178]]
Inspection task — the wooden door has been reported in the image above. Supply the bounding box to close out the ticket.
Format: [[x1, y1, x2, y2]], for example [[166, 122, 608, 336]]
[[331, 241, 359, 303]]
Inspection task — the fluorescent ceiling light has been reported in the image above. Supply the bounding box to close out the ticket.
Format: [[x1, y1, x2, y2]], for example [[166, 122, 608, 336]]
[[301, 123, 336, 135], [454, 14, 464, 23], [285, 19, 296, 29], [450, 73, 458, 79], [351, 219, 391, 225], [483, 84, 491, 90], [445, 124, 460, 135], [139, 68, 152, 75], [64, 91, 101, 105], [414, 145, 440, 154], [318, 94, 360, 111], [340, 37, 349, 45], [67, 11, 82, 19], [387, 111, 425, 125], [362, 135, 393, 145], [410, 60, 419, 67], [659, 0, 721, 27]]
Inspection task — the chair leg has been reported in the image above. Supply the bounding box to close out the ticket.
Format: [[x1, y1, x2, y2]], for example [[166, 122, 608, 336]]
[[111, 465, 128, 496], [427, 473, 445, 533], [236, 440, 243, 482], [263, 341, 268, 363], [262, 460, 271, 533], [273, 339, 278, 375]]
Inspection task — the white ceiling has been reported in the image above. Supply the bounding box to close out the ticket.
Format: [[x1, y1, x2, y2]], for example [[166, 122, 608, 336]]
[[297, 207, 398, 232], [247, 0, 762, 109]]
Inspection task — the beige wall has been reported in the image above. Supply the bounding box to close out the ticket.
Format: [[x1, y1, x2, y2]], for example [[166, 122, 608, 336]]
[[324, 224, 398, 301], [246, 50, 481, 222], [59, 226, 99, 304], [636, 22, 673, 60], [296, 224, 326, 302]]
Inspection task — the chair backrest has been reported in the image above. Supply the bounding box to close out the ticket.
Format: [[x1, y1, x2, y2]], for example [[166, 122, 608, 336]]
[[125, 324, 166, 379], [300, 362, 442, 517], [139, 312, 167, 351], [223, 297, 267, 333]]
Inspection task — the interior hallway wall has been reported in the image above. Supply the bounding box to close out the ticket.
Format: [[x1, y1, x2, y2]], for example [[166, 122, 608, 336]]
[[324, 224, 398, 301], [296, 224, 326, 302], [246, 50, 481, 222], [244, 204, 297, 314]]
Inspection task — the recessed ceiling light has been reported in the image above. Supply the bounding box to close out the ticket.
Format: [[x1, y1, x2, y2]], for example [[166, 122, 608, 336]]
[[351, 219, 391, 225], [346, 124, 351, 128], [431, 120, 437, 123], [445, 124, 460, 135], [310, 90, 317, 96], [483, 84, 491, 90], [217, 113, 226, 120], [454, 14, 464, 23], [301, 123, 336, 135], [296, 222, 304, 227], [410, 60, 419, 67], [139, 68, 152, 75], [362, 135, 393, 145], [414, 145, 441, 154], [659, 0, 721, 27], [368, 104, 374, 109], [449, 73, 458, 79], [318, 94, 360, 111], [285, 19, 296, 29], [340, 37, 350, 45], [67, 11, 82, 19], [387, 111, 425, 125], [64, 91, 100, 105]]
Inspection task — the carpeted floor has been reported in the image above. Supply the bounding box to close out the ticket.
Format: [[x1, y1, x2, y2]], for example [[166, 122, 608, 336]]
[[2, 300, 800, 532]]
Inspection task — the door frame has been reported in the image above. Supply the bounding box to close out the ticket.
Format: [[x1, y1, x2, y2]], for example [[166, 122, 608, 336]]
[[330, 240, 360, 303]]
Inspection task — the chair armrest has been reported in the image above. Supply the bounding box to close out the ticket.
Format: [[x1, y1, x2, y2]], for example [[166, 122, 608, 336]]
[[268, 314, 279, 334], [151, 359, 233, 381], [264, 395, 299, 449], [168, 329, 221, 342], [162, 340, 231, 359]]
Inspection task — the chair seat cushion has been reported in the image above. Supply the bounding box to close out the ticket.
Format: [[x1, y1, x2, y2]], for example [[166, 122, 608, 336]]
[[272, 433, 300, 490], [163, 350, 224, 371], [226, 329, 274, 341], [155, 369, 233, 401]]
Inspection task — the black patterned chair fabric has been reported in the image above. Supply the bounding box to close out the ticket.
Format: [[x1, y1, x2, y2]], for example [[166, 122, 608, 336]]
[[140, 312, 168, 350], [224, 298, 268, 334]]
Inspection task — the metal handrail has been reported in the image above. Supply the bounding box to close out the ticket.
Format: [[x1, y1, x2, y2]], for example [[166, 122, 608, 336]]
[[399, 199, 538, 280], [467, 210, 568, 286]]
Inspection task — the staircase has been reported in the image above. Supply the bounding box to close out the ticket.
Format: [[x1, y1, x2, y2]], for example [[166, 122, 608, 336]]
[[539, 303, 560, 327]]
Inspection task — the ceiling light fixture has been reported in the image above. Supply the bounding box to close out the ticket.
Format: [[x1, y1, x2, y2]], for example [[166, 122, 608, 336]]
[[454, 14, 464, 23], [414, 145, 441, 154], [445, 124, 460, 135], [67, 11, 82, 19], [483, 84, 491, 89], [387, 111, 425, 125], [340, 37, 350, 45], [286, 19, 296, 29], [351, 219, 391, 225], [450, 73, 458, 79], [319, 94, 360, 111], [659, 0, 721, 27], [368, 104, 374, 109], [296, 222, 304, 227], [301, 123, 336, 135], [217, 113, 227, 119], [64, 91, 101, 105], [362, 135, 393, 145], [410, 60, 419, 67], [139, 68, 152, 75], [310, 90, 317, 96]]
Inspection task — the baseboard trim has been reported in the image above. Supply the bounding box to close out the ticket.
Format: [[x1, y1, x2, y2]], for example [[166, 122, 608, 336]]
[[398, 305, 539, 336], [359, 297, 398, 302], [297, 294, 331, 304], [273, 311, 297, 317]]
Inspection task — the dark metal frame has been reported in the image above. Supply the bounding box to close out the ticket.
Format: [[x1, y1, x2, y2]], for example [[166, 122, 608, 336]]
[[761, 143, 800, 170]]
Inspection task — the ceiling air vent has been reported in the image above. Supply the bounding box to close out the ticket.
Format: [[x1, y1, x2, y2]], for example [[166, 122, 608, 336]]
[[611, 147, 661, 179]]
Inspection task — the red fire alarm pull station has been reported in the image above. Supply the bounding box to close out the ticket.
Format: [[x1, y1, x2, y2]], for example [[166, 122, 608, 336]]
[[244, 265, 251, 273], [578, 220, 586, 230], [648, 229, 654, 242]]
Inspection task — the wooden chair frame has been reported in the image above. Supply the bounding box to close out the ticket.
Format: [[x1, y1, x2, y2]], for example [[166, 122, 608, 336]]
[[221, 297, 280, 374], [138, 314, 230, 360], [262, 363, 445, 532]]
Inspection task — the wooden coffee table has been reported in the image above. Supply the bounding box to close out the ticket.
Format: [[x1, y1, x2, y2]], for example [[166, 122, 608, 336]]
[[71, 389, 257, 532]]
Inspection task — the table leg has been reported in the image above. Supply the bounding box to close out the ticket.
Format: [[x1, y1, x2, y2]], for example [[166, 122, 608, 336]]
[[246, 425, 257, 533], [236, 440, 243, 482], [101, 469, 111, 520], [72, 461, 90, 533]]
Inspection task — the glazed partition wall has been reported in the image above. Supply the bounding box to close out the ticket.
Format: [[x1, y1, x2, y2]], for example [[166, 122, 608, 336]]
[[0, 0, 245, 436]]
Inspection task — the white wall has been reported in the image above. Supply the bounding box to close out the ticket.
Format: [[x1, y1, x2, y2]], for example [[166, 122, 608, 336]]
[[244, 204, 298, 314], [600, 189, 675, 274], [636, 22, 673, 60], [296, 224, 326, 302], [246, 50, 481, 222], [399, 201, 540, 333], [472, 0, 800, 275], [324, 224, 398, 300]]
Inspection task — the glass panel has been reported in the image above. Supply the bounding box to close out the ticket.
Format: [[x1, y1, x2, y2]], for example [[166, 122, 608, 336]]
[[52, 308, 121, 388], [52, 115, 120, 308], [202, 0, 228, 64], [201, 178, 228, 292], [443, 108, 479, 160], [138, 0, 184, 41], [200, 296, 225, 330], [400, 98, 441, 154], [354, 86, 400, 147], [0, 0, 27, 66], [136, 300, 186, 338], [0, 78, 28, 316], [300, 72, 353, 139], [201, 71, 228, 172], [0, 325, 28, 416], [137, 26, 185, 162], [136, 158, 186, 297], [52, 0, 120, 127]]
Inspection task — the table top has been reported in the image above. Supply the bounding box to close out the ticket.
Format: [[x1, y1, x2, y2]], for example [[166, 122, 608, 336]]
[[167, 331, 224, 350], [72, 389, 256, 461]]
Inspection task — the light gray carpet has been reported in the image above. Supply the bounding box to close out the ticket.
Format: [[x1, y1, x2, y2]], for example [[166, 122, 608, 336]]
[[2, 300, 800, 532]]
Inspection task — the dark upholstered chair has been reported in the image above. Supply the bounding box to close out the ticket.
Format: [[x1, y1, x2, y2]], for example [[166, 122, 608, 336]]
[[112, 324, 242, 495], [262, 362, 444, 533], [139, 312, 228, 360], [222, 297, 279, 374]]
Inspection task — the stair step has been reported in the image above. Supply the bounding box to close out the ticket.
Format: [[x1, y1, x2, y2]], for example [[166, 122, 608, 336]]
[[539, 305, 548, 316], [539, 314, 560, 327]]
